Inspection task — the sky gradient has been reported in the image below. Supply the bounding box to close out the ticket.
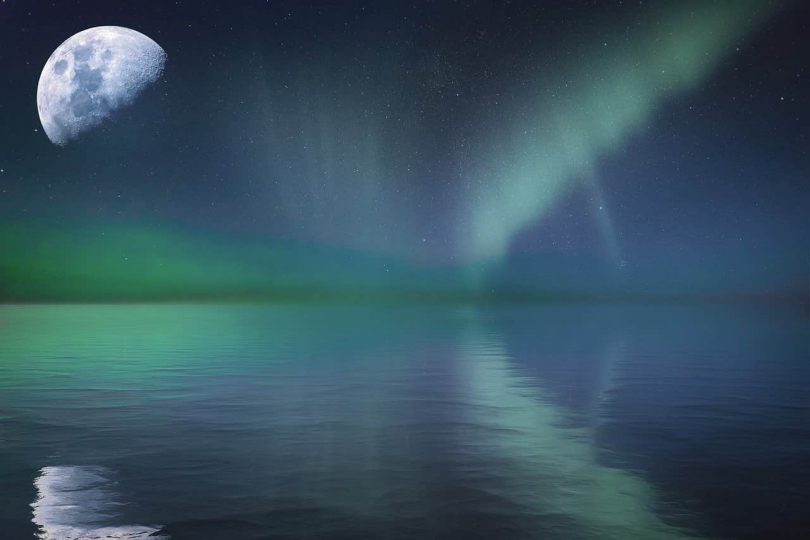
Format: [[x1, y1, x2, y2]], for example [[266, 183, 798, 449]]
[[0, 0, 807, 302]]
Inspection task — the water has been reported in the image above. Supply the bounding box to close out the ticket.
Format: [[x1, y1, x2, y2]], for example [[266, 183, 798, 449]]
[[0, 304, 807, 539]]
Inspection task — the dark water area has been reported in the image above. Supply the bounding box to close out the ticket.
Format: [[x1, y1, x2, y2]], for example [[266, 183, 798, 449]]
[[0, 303, 807, 539]]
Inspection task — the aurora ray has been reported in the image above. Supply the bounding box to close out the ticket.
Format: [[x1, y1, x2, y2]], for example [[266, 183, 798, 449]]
[[460, 0, 777, 262]]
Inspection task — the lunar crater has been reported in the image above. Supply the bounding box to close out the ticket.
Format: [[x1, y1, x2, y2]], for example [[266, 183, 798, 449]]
[[37, 26, 166, 145]]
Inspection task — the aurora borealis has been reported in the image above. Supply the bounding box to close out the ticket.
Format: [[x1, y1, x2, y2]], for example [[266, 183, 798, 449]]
[[0, 0, 808, 302], [460, 1, 776, 262]]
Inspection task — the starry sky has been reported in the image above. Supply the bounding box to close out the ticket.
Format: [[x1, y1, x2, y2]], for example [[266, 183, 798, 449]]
[[0, 0, 808, 302]]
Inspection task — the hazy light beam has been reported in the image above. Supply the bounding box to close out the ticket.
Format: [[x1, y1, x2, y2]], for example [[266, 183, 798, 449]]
[[461, 1, 775, 262]]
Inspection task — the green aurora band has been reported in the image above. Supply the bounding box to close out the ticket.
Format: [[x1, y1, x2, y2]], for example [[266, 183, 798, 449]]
[[460, 0, 776, 262], [0, 222, 484, 302]]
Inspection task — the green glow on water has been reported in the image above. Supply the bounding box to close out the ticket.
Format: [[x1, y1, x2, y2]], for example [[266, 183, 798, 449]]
[[460, 320, 699, 539], [1, 304, 709, 538]]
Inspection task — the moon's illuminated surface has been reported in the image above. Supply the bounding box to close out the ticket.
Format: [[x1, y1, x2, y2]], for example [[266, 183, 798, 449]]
[[37, 26, 166, 146]]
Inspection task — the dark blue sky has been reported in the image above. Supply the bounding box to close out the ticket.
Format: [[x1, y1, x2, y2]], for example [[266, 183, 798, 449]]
[[0, 0, 807, 301]]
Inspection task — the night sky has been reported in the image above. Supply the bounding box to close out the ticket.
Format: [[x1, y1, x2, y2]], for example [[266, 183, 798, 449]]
[[0, 0, 808, 302]]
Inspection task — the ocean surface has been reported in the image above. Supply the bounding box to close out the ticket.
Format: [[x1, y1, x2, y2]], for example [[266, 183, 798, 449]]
[[0, 303, 808, 539]]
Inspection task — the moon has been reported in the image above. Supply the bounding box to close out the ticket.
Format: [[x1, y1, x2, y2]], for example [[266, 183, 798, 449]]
[[37, 26, 166, 146]]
